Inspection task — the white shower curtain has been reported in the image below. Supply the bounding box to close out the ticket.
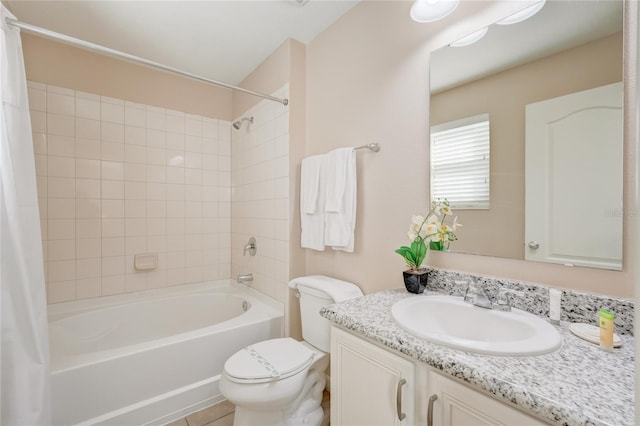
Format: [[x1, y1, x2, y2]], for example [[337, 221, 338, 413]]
[[0, 5, 52, 425]]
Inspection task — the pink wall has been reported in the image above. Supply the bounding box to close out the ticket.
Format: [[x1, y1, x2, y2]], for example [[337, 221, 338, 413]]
[[304, 1, 636, 299]]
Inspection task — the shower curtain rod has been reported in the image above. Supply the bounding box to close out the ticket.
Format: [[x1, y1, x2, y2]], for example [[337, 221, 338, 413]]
[[5, 17, 289, 106]]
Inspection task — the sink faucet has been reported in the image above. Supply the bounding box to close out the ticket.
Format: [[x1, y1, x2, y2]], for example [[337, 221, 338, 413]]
[[494, 289, 525, 311], [463, 283, 493, 309]]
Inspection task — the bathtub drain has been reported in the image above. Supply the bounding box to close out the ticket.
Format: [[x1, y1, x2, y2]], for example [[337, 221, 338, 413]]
[[242, 301, 249, 311]]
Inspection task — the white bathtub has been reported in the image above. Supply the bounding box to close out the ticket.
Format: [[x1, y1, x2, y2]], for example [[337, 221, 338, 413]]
[[48, 280, 284, 426]]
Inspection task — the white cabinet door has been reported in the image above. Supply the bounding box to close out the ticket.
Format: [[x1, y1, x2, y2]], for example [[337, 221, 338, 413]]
[[428, 370, 548, 426], [330, 326, 415, 426], [525, 82, 623, 270]]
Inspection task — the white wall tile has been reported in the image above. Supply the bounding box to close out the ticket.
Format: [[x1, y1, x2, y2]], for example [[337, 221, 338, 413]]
[[102, 238, 125, 257], [76, 278, 101, 299], [33, 82, 237, 303], [102, 275, 125, 295], [102, 181, 124, 199], [101, 161, 124, 180], [101, 102, 124, 124], [48, 280, 76, 303], [76, 258, 101, 279], [125, 163, 147, 182], [125, 106, 146, 127], [76, 238, 101, 259], [125, 126, 146, 145], [47, 92, 75, 116], [101, 218, 124, 238], [102, 256, 125, 276], [48, 135, 75, 157], [76, 118, 100, 140], [101, 142, 125, 162], [76, 98, 100, 120], [76, 139, 101, 160], [48, 156, 75, 178], [48, 177, 75, 198], [101, 200, 124, 218]]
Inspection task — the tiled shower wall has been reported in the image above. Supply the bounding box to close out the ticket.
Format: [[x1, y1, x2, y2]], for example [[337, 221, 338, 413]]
[[28, 81, 232, 303], [231, 85, 290, 306]]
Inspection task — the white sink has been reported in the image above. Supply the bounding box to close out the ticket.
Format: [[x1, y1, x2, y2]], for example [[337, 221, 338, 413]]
[[391, 295, 562, 356]]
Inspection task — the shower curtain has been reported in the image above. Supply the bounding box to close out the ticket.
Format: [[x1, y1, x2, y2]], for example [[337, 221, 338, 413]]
[[0, 5, 52, 425]]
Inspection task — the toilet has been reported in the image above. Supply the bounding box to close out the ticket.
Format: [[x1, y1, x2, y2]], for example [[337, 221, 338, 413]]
[[219, 275, 363, 426]]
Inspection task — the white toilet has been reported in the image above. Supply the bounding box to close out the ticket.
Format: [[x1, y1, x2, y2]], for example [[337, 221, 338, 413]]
[[219, 275, 363, 426]]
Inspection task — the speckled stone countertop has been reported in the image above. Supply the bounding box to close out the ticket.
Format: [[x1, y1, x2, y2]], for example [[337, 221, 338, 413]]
[[321, 289, 635, 426]]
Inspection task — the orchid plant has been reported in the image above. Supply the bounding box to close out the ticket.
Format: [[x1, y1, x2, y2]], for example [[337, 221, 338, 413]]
[[395, 199, 462, 272]]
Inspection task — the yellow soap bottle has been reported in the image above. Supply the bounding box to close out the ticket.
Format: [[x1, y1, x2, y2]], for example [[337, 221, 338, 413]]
[[599, 309, 615, 351]]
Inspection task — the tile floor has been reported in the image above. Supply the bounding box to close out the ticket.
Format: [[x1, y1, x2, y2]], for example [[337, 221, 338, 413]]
[[167, 391, 330, 426]]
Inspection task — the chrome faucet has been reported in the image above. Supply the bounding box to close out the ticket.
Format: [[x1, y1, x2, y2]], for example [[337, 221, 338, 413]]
[[243, 237, 257, 256], [494, 289, 525, 311], [237, 273, 254, 284], [463, 283, 493, 309]]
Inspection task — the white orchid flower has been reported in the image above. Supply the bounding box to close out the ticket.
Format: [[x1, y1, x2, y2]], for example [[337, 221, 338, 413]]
[[441, 205, 453, 216], [426, 214, 439, 225], [412, 215, 425, 226]]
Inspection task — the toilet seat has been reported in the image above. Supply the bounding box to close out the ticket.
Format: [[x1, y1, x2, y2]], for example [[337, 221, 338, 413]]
[[224, 338, 314, 384]]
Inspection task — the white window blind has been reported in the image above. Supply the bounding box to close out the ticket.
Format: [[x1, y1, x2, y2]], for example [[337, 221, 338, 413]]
[[430, 113, 490, 209]]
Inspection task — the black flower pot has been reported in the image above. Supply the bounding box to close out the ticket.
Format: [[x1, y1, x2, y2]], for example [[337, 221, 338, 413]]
[[403, 270, 428, 294]]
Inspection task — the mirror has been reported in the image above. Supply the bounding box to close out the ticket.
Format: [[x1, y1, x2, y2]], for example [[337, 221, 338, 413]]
[[429, 0, 624, 270]]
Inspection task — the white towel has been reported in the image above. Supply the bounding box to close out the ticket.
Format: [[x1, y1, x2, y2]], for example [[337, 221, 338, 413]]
[[300, 154, 326, 251], [289, 275, 364, 302], [324, 148, 357, 252]]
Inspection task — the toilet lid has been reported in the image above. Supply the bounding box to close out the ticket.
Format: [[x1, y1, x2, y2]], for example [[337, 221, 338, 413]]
[[224, 338, 314, 384]]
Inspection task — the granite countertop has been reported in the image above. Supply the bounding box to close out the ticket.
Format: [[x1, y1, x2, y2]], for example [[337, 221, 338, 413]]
[[321, 289, 635, 426]]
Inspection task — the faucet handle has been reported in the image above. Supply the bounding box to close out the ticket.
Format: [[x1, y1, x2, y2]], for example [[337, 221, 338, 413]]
[[243, 237, 257, 256], [462, 282, 477, 304], [495, 289, 524, 311]]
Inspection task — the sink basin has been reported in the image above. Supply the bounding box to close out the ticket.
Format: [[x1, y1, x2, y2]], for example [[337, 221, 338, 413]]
[[391, 295, 562, 356]]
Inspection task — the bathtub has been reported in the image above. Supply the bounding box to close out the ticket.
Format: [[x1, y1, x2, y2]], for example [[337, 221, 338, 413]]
[[48, 280, 284, 425]]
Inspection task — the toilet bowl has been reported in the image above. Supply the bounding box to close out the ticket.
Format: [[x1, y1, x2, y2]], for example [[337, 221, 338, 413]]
[[220, 338, 329, 426], [219, 275, 363, 426]]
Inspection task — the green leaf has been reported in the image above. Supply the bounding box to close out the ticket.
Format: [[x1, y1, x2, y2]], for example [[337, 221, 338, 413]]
[[395, 246, 417, 268], [410, 239, 427, 267]]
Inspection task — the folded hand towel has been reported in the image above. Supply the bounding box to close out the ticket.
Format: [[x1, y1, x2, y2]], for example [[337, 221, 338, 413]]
[[324, 148, 356, 252], [300, 155, 323, 214], [300, 154, 326, 251]]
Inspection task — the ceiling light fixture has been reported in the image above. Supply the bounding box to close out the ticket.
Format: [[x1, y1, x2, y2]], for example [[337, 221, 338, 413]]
[[450, 27, 489, 47], [410, 0, 460, 23], [496, 0, 546, 25]]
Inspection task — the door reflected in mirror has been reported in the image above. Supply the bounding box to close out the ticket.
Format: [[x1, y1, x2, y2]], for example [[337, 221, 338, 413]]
[[429, 0, 623, 270]]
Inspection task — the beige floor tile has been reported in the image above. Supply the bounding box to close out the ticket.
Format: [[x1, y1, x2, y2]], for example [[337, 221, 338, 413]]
[[203, 412, 234, 426], [186, 400, 235, 426], [165, 418, 188, 426]]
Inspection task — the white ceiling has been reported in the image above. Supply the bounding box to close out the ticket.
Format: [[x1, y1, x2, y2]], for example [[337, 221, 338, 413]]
[[6, 0, 358, 85], [430, 0, 623, 93]]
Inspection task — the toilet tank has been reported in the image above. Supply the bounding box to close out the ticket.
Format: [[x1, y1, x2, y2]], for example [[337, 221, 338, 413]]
[[290, 276, 363, 353]]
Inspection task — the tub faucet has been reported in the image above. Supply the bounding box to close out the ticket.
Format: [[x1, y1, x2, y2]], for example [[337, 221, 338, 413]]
[[243, 237, 257, 256], [237, 273, 254, 284]]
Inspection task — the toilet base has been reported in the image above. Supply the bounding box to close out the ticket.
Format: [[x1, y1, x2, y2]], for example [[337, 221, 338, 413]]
[[232, 368, 326, 426]]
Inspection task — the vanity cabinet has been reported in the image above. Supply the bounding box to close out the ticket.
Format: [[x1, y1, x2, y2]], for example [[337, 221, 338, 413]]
[[330, 326, 549, 426], [428, 370, 547, 426], [330, 326, 417, 425]]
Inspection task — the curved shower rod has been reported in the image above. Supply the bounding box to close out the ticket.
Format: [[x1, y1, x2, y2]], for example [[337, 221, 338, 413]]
[[5, 17, 289, 107]]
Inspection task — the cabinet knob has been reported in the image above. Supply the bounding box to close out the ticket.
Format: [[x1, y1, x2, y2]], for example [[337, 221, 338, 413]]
[[396, 379, 407, 421], [528, 241, 540, 250]]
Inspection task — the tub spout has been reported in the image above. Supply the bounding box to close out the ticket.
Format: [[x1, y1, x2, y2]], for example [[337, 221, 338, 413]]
[[237, 273, 254, 284]]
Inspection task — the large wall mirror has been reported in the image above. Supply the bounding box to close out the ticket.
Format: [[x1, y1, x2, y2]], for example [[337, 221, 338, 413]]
[[429, 0, 624, 270]]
